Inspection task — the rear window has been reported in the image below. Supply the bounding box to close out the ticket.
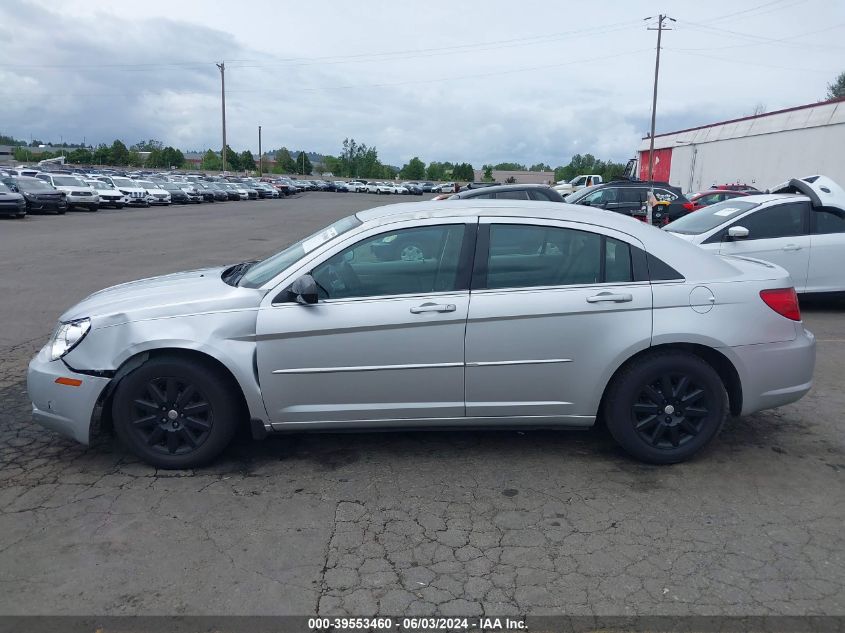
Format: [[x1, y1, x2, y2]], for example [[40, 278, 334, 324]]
[[665, 199, 760, 235]]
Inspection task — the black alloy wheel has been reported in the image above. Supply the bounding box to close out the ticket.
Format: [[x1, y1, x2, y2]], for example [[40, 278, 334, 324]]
[[604, 351, 728, 464], [631, 372, 710, 449], [127, 376, 214, 456], [113, 357, 240, 468]]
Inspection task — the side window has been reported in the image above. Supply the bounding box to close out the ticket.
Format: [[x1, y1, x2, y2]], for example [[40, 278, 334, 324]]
[[733, 202, 809, 240], [471, 192, 494, 200], [528, 189, 553, 201], [485, 224, 603, 289], [573, 177, 587, 187], [812, 207, 845, 234], [605, 238, 632, 283], [583, 188, 617, 205], [654, 188, 678, 202], [311, 225, 466, 300], [494, 190, 530, 200], [619, 188, 644, 204]]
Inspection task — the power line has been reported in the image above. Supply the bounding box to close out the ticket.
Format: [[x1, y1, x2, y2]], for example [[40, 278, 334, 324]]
[[0, 48, 653, 99], [670, 21, 845, 52], [0, 19, 643, 71]]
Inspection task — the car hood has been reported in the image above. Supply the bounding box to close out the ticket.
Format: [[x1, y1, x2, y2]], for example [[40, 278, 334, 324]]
[[60, 266, 264, 327]]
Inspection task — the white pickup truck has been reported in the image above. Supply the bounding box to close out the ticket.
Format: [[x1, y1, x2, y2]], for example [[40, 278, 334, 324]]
[[553, 174, 603, 196]]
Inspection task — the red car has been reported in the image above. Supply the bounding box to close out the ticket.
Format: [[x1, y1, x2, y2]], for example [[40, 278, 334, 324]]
[[683, 189, 752, 212]]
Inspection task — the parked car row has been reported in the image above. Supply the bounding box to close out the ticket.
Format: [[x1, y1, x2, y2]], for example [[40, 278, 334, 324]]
[[0, 168, 303, 217]]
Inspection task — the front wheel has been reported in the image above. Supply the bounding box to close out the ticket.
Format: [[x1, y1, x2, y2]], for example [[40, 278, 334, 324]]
[[603, 351, 728, 464], [112, 356, 241, 468]]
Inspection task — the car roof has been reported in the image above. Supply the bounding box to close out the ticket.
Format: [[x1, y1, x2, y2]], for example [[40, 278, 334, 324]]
[[453, 184, 553, 198], [355, 200, 740, 281]]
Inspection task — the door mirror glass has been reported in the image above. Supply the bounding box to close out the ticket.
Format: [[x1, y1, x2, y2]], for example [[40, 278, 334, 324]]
[[728, 226, 749, 239], [289, 274, 319, 304]]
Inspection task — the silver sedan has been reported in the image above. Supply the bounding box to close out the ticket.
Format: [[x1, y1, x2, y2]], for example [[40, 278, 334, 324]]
[[27, 201, 816, 468]]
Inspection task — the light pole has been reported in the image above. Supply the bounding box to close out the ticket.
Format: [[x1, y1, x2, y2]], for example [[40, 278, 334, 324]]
[[216, 62, 226, 173], [258, 125, 262, 176], [645, 14, 674, 223]]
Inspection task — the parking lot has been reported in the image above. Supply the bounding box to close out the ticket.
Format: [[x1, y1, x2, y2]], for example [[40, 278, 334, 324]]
[[1, 193, 843, 616]]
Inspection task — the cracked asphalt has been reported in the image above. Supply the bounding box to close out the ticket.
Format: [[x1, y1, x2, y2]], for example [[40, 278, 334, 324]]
[[0, 194, 843, 616]]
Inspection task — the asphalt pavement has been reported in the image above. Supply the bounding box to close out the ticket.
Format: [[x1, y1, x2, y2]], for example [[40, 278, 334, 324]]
[[0, 193, 843, 616]]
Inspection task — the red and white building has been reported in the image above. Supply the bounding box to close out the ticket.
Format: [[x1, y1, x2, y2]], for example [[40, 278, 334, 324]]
[[637, 97, 845, 192]]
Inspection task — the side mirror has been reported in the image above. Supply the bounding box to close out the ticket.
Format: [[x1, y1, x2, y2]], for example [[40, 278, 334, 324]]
[[728, 226, 749, 240], [289, 274, 318, 305], [582, 200, 592, 206]]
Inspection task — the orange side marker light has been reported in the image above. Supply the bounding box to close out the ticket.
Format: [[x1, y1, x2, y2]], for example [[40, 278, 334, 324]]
[[55, 377, 83, 387]]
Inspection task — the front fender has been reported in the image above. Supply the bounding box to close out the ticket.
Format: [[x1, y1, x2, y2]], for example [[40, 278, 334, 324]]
[[62, 311, 268, 422]]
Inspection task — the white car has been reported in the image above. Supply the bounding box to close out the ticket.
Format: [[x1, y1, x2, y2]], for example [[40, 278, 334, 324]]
[[375, 182, 396, 195], [665, 175, 845, 296], [393, 183, 409, 195], [35, 174, 100, 211], [134, 180, 172, 206], [105, 176, 149, 207], [432, 183, 456, 193], [85, 179, 126, 209], [364, 181, 380, 194]]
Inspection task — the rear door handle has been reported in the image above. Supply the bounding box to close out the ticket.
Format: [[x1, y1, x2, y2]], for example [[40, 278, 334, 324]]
[[410, 303, 457, 314], [782, 244, 802, 251], [586, 292, 633, 303]]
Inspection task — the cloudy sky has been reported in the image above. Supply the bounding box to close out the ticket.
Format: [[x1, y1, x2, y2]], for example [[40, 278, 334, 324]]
[[1, 0, 843, 167]]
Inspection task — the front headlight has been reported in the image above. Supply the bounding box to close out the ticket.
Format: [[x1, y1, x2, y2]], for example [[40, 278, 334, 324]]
[[50, 318, 91, 361]]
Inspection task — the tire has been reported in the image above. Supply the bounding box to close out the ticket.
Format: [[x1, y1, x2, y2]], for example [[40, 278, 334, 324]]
[[603, 351, 728, 464], [16, 212, 26, 219], [56, 208, 66, 215], [112, 356, 241, 469], [115, 203, 124, 209]]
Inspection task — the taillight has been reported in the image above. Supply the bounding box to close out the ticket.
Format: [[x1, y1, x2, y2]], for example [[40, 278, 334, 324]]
[[759, 288, 801, 321], [682, 202, 695, 211]]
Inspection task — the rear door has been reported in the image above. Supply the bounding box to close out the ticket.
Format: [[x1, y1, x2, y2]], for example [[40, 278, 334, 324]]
[[714, 201, 811, 292], [464, 218, 652, 422], [808, 206, 845, 293]]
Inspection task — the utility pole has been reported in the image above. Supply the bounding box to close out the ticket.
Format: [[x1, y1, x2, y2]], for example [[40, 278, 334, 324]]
[[645, 14, 674, 224], [216, 62, 226, 173], [258, 125, 262, 176]]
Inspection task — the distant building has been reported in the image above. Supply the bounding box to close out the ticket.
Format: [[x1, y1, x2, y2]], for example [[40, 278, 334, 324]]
[[470, 169, 554, 185], [0, 145, 13, 164], [638, 97, 845, 191]]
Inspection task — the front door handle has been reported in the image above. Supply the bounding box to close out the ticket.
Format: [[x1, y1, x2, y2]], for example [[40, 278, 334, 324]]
[[410, 303, 457, 314], [586, 292, 633, 303], [782, 244, 802, 251]]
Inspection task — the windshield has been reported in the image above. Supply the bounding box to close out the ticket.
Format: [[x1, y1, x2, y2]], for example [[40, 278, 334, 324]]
[[112, 177, 135, 188], [54, 176, 85, 187], [17, 178, 54, 191], [0, 182, 11, 193], [665, 199, 761, 234], [239, 215, 363, 288], [136, 181, 155, 188], [89, 180, 114, 189]]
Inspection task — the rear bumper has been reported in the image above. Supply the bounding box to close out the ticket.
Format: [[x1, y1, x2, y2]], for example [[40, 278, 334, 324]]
[[728, 326, 816, 415], [27, 347, 111, 445]]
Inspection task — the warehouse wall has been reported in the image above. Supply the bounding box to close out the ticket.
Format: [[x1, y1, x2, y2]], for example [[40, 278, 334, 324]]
[[667, 124, 845, 192]]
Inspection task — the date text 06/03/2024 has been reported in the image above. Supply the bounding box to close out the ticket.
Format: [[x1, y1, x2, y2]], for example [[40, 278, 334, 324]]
[[307, 617, 527, 630]]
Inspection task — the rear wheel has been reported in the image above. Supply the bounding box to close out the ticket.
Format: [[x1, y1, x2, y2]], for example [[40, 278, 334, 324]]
[[603, 351, 728, 464], [112, 356, 241, 468]]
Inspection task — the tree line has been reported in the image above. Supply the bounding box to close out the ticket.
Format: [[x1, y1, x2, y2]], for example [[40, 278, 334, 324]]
[[11, 139, 186, 168]]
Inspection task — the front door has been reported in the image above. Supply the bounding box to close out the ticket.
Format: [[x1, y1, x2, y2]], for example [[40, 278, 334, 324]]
[[464, 219, 653, 422], [256, 221, 473, 424], [717, 201, 811, 292]]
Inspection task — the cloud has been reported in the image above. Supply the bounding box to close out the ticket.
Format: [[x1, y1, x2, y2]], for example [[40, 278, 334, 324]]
[[1, 0, 842, 167]]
